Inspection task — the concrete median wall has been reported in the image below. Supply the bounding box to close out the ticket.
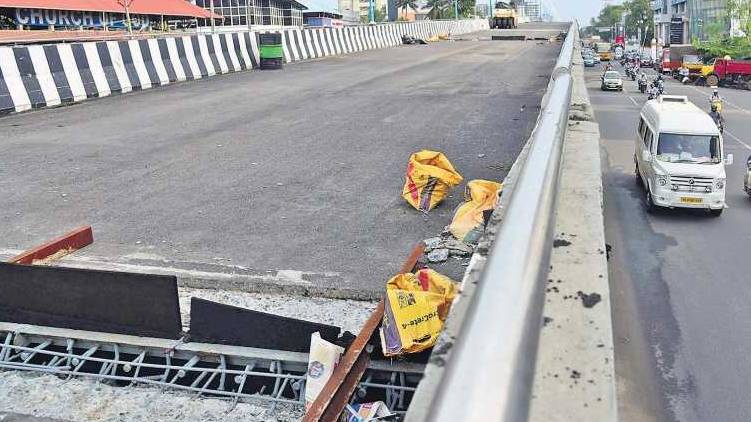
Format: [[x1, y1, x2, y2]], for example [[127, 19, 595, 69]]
[[0, 19, 488, 115]]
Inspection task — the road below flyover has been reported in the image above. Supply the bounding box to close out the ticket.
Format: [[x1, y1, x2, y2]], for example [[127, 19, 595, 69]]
[[591, 63, 751, 422], [0, 31, 560, 296]]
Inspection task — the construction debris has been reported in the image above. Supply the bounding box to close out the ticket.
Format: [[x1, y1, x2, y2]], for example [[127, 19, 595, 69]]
[[448, 179, 503, 244], [427, 248, 449, 263], [402, 150, 463, 213], [305, 333, 345, 410], [342, 401, 393, 422], [380, 268, 458, 356], [402, 35, 427, 45]]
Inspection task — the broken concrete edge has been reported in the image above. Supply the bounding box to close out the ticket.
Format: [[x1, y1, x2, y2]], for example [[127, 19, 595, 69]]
[[528, 36, 617, 420], [405, 25, 616, 421], [0, 250, 381, 302]]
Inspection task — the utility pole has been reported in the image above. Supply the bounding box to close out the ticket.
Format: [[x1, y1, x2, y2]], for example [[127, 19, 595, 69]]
[[210, 0, 216, 33], [117, 0, 133, 34], [369, 0, 374, 23], [455, 0, 459, 19]]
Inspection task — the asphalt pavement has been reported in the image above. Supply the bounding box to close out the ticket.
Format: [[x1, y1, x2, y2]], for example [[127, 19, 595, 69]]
[[0, 32, 560, 294], [590, 62, 751, 422]]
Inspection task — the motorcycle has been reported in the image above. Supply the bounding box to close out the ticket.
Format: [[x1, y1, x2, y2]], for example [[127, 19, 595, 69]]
[[656, 79, 665, 95], [711, 112, 725, 133], [638, 78, 647, 93], [631, 71, 636, 81], [647, 87, 659, 100]]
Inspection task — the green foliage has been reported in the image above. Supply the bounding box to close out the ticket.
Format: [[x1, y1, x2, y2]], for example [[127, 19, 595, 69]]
[[427, 0, 450, 20], [727, 0, 751, 37], [623, 0, 653, 45], [695, 36, 751, 59]]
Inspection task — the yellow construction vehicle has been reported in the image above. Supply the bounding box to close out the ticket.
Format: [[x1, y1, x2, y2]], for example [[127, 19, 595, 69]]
[[490, 1, 517, 29]]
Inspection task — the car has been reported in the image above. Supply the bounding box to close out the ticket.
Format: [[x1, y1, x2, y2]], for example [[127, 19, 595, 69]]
[[640, 55, 653, 67], [601, 70, 623, 91], [634, 95, 732, 216], [584, 55, 595, 67], [593, 54, 601, 64]]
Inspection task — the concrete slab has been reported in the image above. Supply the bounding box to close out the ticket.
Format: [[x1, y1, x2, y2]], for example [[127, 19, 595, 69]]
[[0, 37, 560, 295]]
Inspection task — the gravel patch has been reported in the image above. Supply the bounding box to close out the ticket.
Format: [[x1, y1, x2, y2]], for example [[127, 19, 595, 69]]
[[178, 287, 378, 334], [0, 371, 303, 422]]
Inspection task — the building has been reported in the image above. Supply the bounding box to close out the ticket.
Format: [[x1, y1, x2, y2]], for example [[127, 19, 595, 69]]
[[193, 0, 306, 27], [521, 0, 541, 22], [0, 0, 216, 30], [652, 0, 730, 46], [303, 11, 343, 27], [337, 0, 360, 24]]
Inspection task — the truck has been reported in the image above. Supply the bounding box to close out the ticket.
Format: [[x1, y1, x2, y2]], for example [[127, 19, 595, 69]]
[[594, 42, 613, 61], [700, 58, 751, 89], [490, 2, 517, 29], [658, 44, 699, 75]]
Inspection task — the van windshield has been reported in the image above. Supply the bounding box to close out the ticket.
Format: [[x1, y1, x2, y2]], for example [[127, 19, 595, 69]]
[[656, 133, 721, 164]]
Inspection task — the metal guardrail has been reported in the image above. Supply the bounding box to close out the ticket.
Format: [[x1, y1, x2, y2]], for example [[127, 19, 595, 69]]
[[421, 21, 577, 422]]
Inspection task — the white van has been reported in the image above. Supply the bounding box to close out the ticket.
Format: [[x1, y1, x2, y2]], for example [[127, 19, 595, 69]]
[[634, 95, 733, 216]]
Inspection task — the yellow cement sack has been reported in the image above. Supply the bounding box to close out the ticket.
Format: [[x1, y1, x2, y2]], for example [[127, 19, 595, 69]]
[[381, 269, 458, 356], [449, 179, 503, 244], [402, 150, 463, 213]]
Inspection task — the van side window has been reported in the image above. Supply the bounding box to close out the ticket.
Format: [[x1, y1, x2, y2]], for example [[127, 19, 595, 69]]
[[638, 118, 645, 138], [645, 130, 654, 151]]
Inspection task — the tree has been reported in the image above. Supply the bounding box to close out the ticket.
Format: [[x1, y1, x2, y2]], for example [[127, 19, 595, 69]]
[[623, 0, 654, 45], [427, 0, 449, 20], [589, 4, 624, 41], [396, 0, 418, 18], [728, 0, 751, 38]]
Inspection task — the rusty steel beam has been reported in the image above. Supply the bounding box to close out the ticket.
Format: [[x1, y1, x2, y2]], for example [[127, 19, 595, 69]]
[[304, 242, 425, 422], [9, 226, 93, 264]]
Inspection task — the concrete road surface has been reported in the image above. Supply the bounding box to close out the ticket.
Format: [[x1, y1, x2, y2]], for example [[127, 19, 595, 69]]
[[0, 34, 560, 294], [591, 64, 751, 422]]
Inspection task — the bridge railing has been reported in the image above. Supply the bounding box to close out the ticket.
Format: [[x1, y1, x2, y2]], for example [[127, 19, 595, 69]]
[[406, 20, 577, 422]]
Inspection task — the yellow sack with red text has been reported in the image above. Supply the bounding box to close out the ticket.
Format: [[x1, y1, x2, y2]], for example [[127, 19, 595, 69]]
[[402, 150, 463, 212], [449, 179, 503, 243], [380, 269, 458, 356]]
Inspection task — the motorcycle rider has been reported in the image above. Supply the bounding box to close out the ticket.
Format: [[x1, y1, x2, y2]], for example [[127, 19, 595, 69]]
[[710, 103, 724, 133], [638, 72, 648, 93], [710, 88, 723, 112]]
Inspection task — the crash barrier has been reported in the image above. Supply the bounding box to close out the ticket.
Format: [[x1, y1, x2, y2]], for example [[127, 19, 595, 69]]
[[0, 19, 488, 115], [405, 21, 578, 422]]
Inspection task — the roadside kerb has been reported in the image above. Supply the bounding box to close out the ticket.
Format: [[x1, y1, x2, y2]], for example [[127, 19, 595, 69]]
[[406, 20, 615, 421]]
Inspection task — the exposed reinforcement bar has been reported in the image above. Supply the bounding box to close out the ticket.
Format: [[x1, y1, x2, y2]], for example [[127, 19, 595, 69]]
[[0, 323, 423, 412]]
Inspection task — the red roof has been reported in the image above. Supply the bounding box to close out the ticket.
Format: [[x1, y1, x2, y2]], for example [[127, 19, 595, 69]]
[[0, 0, 221, 19]]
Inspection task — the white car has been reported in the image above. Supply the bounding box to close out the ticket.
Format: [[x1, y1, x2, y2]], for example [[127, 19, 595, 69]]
[[601, 71, 623, 91], [634, 95, 732, 216]]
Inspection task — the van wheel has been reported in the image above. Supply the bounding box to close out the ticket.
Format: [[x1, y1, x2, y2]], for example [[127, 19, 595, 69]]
[[645, 189, 657, 213], [709, 208, 723, 217]]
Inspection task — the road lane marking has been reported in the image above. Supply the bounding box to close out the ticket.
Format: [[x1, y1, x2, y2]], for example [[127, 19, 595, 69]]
[[628, 96, 639, 107], [724, 130, 751, 151]]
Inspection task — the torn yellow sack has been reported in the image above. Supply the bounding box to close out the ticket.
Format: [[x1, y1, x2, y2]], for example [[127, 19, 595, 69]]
[[449, 179, 503, 243], [402, 150, 463, 213], [380, 269, 458, 356]]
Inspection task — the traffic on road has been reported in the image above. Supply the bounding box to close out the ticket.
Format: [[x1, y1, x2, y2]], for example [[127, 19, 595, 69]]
[[589, 52, 751, 422]]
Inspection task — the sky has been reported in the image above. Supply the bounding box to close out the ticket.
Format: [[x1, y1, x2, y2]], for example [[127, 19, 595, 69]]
[[547, 0, 617, 25], [299, 0, 613, 22]]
